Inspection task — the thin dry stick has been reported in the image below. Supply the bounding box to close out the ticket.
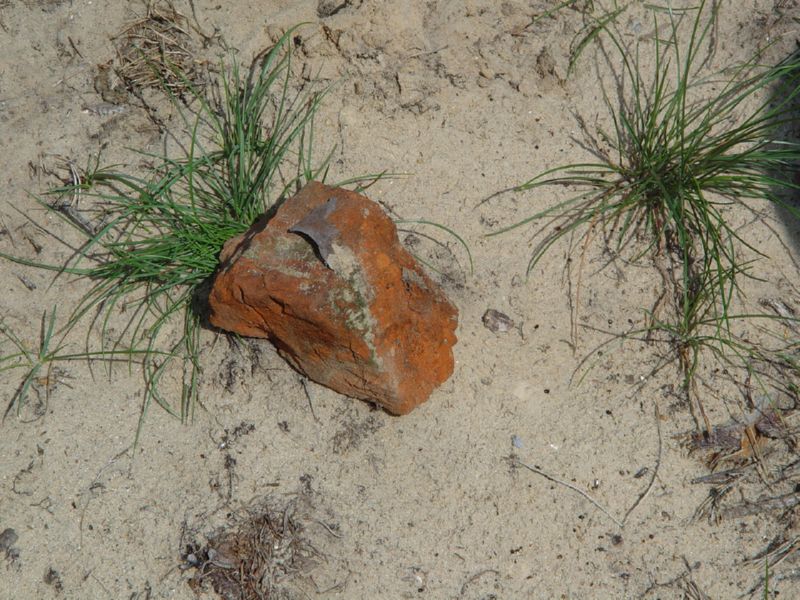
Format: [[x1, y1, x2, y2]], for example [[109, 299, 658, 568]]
[[66, 160, 81, 206], [312, 519, 342, 539], [743, 421, 773, 491], [460, 569, 500, 596], [514, 459, 623, 528], [691, 372, 712, 435], [622, 402, 662, 525], [647, 245, 672, 339]]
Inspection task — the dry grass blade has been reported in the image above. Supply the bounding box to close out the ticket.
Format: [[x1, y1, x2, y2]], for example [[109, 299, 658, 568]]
[[692, 481, 735, 524], [746, 535, 800, 569], [723, 492, 800, 519]]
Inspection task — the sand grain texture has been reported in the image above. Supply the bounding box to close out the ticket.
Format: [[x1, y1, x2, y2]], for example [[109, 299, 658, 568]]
[[1, 1, 799, 598]]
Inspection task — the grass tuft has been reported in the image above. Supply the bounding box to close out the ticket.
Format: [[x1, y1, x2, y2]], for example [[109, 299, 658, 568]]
[[489, 1, 800, 428], [0, 309, 148, 421], [1, 27, 334, 441]]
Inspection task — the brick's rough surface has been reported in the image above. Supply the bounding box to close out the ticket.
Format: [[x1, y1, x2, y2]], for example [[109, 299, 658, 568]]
[[208, 181, 458, 414]]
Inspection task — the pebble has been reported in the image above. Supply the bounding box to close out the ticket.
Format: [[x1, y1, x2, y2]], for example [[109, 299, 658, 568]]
[[0, 528, 18, 553], [482, 309, 515, 333]]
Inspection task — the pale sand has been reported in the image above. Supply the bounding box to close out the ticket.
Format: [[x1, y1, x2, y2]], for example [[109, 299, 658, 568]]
[[1, 1, 799, 598]]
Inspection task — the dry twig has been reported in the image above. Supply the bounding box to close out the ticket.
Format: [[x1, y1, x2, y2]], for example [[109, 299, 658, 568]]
[[622, 403, 662, 525], [514, 458, 623, 528]]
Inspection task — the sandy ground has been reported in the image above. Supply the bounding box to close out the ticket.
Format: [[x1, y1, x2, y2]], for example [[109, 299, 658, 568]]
[[1, 1, 800, 598]]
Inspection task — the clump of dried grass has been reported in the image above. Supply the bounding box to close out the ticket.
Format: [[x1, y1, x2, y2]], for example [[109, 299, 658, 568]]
[[186, 498, 324, 600], [113, 0, 207, 95], [689, 393, 799, 522]]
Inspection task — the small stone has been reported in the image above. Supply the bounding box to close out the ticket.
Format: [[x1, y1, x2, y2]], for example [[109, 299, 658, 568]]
[[43, 568, 63, 592], [208, 182, 459, 415], [318, 0, 348, 17], [0, 528, 18, 553], [482, 309, 515, 333]]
